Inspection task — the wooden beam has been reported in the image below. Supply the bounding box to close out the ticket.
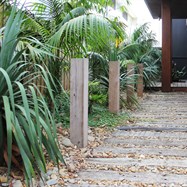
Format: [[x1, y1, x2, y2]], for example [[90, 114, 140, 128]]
[[161, 0, 172, 92], [137, 64, 144, 97], [109, 61, 120, 114], [70, 58, 88, 148]]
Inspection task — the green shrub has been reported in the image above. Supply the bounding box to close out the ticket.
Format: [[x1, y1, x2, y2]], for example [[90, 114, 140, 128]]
[[0, 6, 64, 184], [88, 81, 107, 113], [89, 104, 129, 127], [54, 91, 70, 127]]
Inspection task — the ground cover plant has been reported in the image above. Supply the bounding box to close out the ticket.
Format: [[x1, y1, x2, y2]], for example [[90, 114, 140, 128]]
[[88, 104, 129, 127]]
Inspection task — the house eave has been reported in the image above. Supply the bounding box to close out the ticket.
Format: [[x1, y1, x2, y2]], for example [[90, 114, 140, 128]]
[[144, 0, 187, 19]]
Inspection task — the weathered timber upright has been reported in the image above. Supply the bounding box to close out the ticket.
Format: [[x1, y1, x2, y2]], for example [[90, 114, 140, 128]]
[[109, 61, 120, 114], [137, 64, 144, 97], [70, 58, 88, 148], [127, 63, 135, 104], [162, 0, 172, 92]]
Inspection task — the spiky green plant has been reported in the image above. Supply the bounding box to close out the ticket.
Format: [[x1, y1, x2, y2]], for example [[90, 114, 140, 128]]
[[118, 23, 161, 89], [0, 5, 64, 184]]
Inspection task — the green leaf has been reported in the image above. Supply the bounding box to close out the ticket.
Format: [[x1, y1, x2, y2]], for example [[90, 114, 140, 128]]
[[2, 96, 13, 175]]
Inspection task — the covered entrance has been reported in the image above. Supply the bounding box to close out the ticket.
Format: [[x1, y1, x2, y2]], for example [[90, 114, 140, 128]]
[[145, 0, 187, 92]]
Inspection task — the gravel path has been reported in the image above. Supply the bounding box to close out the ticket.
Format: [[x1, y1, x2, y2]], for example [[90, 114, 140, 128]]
[[67, 92, 187, 187]]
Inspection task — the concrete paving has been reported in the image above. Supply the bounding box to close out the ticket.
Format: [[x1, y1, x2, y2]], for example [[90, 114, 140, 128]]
[[67, 92, 187, 186]]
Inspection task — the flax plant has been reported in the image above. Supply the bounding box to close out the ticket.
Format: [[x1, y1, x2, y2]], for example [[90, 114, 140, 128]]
[[0, 5, 64, 185]]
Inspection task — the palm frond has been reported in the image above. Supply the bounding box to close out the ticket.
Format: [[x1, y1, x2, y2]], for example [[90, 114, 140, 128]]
[[32, 0, 71, 23], [118, 43, 140, 61], [49, 14, 115, 52], [60, 6, 86, 26]]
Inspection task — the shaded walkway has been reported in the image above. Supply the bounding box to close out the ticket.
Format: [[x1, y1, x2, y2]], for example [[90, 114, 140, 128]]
[[68, 92, 187, 186]]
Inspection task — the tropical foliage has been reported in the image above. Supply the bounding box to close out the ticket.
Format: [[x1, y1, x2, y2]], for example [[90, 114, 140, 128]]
[[0, 5, 64, 184], [20, 0, 127, 111], [120, 23, 161, 88], [0, 0, 128, 179], [0, 0, 162, 184], [8, 0, 125, 100]]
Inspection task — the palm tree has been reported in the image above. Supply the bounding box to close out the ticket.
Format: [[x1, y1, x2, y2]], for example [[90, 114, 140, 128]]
[[14, 0, 125, 97], [118, 23, 161, 88]]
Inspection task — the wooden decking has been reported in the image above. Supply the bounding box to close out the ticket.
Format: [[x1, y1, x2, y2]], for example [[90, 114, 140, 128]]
[[153, 81, 187, 91]]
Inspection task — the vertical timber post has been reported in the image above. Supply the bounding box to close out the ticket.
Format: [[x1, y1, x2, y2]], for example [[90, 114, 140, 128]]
[[137, 63, 144, 97], [109, 61, 120, 114], [162, 0, 172, 92], [70, 58, 88, 148], [127, 63, 135, 104]]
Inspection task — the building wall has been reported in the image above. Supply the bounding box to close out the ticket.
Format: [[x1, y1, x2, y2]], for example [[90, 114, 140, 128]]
[[107, 0, 138, 37]]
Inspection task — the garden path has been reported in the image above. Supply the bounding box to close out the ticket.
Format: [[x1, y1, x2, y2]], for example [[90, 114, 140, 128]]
[[67, 92, 187, 187]]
